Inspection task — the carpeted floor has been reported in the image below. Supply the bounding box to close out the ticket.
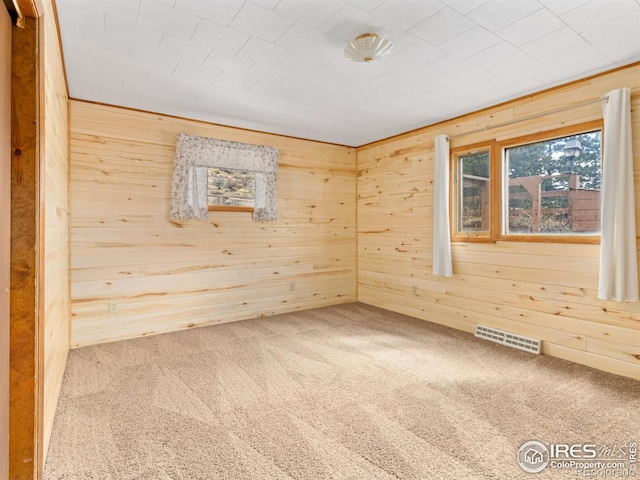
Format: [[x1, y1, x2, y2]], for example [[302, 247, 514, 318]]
[[44, 303, 639, 479]]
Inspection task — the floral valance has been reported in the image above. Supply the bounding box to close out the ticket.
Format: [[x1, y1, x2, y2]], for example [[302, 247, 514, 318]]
[[169, 133, 279, 222]]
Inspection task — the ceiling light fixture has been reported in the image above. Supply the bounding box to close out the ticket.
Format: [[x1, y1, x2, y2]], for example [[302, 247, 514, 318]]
[[344, 33, 392, 63]]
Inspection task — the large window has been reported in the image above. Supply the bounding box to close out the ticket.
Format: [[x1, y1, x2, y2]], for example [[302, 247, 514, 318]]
[[451, 121, 602, 243], [504, 130, 601, 236]]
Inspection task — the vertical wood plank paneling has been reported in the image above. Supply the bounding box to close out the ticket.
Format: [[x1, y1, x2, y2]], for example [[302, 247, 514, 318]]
[[357, 64, 640, 381], [41, 0, 69, 465], [69, 101, 356, 347], [0, 6, 11, 479]]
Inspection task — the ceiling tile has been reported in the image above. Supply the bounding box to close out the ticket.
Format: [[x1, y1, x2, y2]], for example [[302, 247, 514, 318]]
[[212, 71, 258, 92], [179, 79, 225, 104], [100, 59, 126, 89], [401, 76, 448, 98], [64, 47, 102, 77], [158, 34, 212, 64], [478, 56, 563, 98], [519, 27, 584, 60], [250, 0, 280, 9], [440, 0, 490, 15], [60, 0, 140, 23], [128, 46, 179, 74], [192, 19, 250, 55], [347, 55, 406, 80], [409, 7, 476, 45], [497, 7, 565, 46], [171, 84, 204, 106], [275, 0, 347, 28], [539, 42, 613, 75], [172, 59, 221, 83], [538, 0, 592, 16], [466, 0, 543, 31], [189, 81, 228, 104], [73, 82, 102, 101], [376, 23, 420, 53], [417, 53, 473, 77], [321, 4, 387, 41], [440, 26, 502, 58], [344, 0, 387, 12], [581, 11, 640, 64], [466, 41, 524, 68], [250, 72, 315, 98], [243, 61, 280, 80], [560, 0, 639, 33], [122, 64, 152, 91], [237, 37, 292, 67], [104, 20, 163, 55], [278, 53, 329, 76], [445, 65, 494, 89], [311, 63, 363, 88], [353, 63, 417, 93], [277, 22, 344, 59], [56, 2, 105, 48], [230, 2, 295, 42], [136, 0, 200, 40], [104, 1, 142, 23], [149, 72, 193, 92], [203, 50, 255, 75], [174, 0, 243, 26], [372, 0, 445, 30], [391, 40, 447, 67]]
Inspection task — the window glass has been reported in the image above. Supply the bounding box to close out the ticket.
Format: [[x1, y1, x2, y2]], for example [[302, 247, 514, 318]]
[[456, 150, 490, 235], [207, 168, 255, 208], [503, 130, 601, 235]]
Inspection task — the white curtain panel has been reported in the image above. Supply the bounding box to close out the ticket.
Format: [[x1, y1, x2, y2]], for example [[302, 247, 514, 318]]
[[598, 87, 638, 302], [433, 134, 453, 277], [170, 133, 278, 222]]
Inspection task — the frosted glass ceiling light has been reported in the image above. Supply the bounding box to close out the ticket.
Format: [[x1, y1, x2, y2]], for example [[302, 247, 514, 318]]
[[344, 33, 392, 63]]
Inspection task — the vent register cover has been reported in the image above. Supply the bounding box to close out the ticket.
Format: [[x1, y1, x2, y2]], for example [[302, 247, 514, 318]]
[[474, 325, 541, 355]]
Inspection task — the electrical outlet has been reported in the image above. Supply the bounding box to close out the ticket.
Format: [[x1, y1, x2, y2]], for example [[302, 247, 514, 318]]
[[289, 281, 296, 292], [412, 286, 419, 296], [108, 302, 118, 313]]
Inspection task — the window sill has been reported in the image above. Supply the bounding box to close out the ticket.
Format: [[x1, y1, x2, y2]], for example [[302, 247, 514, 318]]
[[498, 234, 600, 244], [451, 234, 492, 243], [208, 206, 254, 213], [452, 234, 600, 244]]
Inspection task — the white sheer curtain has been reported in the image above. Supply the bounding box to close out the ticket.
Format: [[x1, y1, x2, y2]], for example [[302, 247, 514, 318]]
[[433, 134, 453, 277], [170, 133, 278, 222], [598, 87, 638, 301]]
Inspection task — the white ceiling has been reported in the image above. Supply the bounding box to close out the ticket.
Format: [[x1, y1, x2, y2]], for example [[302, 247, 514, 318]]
[[56, 0, 640, 147]]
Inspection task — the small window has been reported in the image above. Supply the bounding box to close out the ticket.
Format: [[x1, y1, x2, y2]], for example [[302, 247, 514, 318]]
[[503, 130, 601, 236], [207, 168, 255, 212], [452, 146, 491, 239]]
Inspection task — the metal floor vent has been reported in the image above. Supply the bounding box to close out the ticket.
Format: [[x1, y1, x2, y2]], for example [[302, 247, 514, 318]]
[[474, 325, 541, 355]]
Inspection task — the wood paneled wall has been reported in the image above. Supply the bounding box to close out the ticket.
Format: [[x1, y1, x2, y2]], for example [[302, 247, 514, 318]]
[[69, 101, 356, 347], [42, 0, 69, 463], [358, 64, 640, 380]]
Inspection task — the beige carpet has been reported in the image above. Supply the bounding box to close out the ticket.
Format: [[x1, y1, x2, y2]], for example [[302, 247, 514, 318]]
[[44, 303, 639, 479]]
